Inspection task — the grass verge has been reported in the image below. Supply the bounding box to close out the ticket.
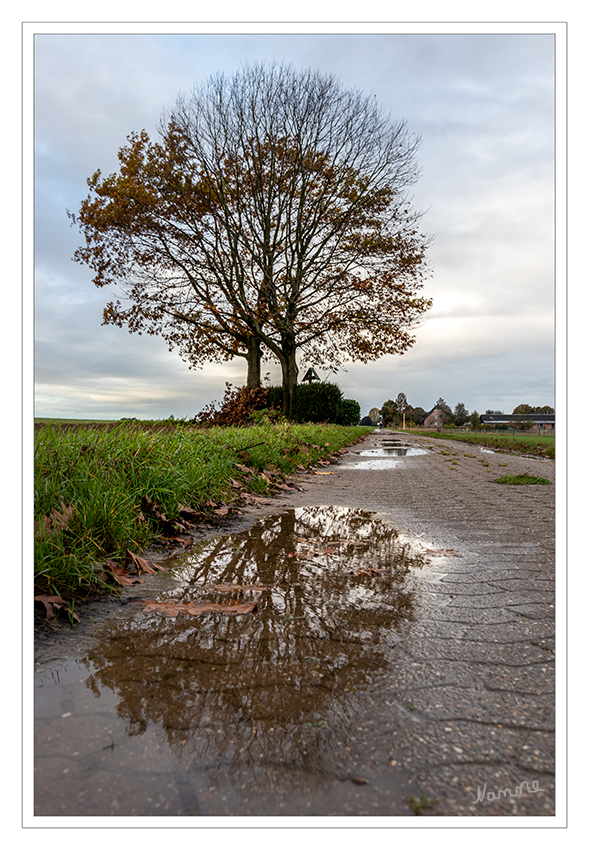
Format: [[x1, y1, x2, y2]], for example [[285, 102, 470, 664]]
[[34, 420, 370, 606], [493, 473, 552, 485], [409, 430, 554, 459]]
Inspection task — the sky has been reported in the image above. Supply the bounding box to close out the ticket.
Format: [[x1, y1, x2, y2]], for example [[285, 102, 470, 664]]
[[30, 22, 561, 421]]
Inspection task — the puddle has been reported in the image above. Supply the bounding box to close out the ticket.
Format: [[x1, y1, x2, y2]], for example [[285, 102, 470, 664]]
[[356, 447, 427, 457], [343, 445, 427, 468], [479, 447, 497, 455], [34, 507, 426, 816]]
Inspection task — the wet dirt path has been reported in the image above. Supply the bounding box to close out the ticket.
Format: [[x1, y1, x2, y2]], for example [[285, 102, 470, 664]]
[[33, 430, 555, 818]]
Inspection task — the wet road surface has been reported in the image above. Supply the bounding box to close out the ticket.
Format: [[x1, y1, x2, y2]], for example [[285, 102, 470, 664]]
[[34, 430, 556, 818]]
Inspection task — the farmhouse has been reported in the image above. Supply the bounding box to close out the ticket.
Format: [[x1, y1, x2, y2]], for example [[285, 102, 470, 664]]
[[479, 413, 555, 430], [420, 406, 449, 429]]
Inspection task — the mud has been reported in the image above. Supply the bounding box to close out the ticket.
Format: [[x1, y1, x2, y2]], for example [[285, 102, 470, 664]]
[[33, 429, 556, 819]]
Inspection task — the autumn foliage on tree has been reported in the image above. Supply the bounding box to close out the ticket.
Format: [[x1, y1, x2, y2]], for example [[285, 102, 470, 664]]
[[70, 62, 432, 415]]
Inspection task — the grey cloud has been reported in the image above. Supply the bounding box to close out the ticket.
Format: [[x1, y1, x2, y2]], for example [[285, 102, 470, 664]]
[[32, 31, 557, 418]]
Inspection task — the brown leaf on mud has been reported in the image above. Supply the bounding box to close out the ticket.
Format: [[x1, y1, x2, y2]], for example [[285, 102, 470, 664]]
[[313, 471, 334, 475], [167, 536, 194, 557], [125, 550, 164, 575], [142, 496, 189, 534], [243, 494, 275, 505], [103, 558, 144, 586], [34, 595, 67, 619], [203, 583, 270, 593], [214, 506, 229, 516], [274, 481, 297, 490], [140, 598, 258, 618], [177, 504, 202, 521]]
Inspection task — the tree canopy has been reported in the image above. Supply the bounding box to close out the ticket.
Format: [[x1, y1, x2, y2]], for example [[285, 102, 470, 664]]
[[512, 404, 554, 415], [70, 61, 431, 414]]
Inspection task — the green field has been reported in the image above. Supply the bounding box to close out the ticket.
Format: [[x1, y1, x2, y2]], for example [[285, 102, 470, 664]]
[[34, 420, 370, 607], [409, 429, 555, 459]]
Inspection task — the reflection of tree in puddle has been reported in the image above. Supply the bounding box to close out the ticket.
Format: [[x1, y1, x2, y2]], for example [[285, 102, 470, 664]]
[[85, 506, 425, 797]]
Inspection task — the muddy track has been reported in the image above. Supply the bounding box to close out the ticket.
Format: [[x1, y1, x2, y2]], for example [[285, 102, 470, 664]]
[[33, 429, 555, 819]]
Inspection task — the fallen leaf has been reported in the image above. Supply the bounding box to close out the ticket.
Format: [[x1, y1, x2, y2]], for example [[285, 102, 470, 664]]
[[167, 536, 195, 557], [349, 776, 369, 785], [50, 502, 74, 532], [177, 504, 202, 521], [35, 502, 75, 539], [141, 496, 189, 534], [313, 471, 334, 475], [214, 506, 229, 516], [124, 549, 164, 575], [34, 595, 67, 619], [230, 478, 244, 489], [235, 463, 254, 474], [243, 494, 275, 504], [140, 599, 258, 618], [103, 558, 144, 586]]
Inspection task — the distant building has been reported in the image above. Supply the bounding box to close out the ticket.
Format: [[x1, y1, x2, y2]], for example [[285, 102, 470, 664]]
[[420, 406, 449, 429], [479, 413, 554, 430]]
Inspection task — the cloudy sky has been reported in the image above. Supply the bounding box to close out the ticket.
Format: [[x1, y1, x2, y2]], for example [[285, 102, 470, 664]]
[[30, 22, 562, 421]]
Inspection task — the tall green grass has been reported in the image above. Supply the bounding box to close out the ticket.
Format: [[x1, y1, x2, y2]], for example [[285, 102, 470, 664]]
[[34, 421, 369, 600]]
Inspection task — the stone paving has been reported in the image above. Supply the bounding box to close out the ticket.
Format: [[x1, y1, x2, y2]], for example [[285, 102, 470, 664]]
[[34, 428, 556, 818], [281, 429, 556, 815]]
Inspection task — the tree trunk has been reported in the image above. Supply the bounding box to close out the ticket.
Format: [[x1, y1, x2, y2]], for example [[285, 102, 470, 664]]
[[279, 344, 298, 418], [245, 337, 262, 389]]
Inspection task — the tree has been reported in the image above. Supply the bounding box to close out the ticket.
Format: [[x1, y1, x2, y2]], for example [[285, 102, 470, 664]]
[[512, 404, 533, 415], [380, 399, 400, 427], [70, 61, 431, 416], [368, 407, 382, 425], [435, 398, 452, 415], [470, 410, 481, 428], [453, 402, 469, 426]]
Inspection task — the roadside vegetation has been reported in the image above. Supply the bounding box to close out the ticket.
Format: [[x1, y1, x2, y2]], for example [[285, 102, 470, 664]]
[[493, 473, 552, 485], [408, 429, 555, 459], [34, 419, 369, 610]]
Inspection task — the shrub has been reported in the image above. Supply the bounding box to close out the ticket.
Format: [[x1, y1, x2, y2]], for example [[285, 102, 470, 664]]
[[291, 382, 343, 423], [265, 382, 361, 424], [195, 384, 271, 426], [337, 398, 361, 426], [266, 385, 284, 411]]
